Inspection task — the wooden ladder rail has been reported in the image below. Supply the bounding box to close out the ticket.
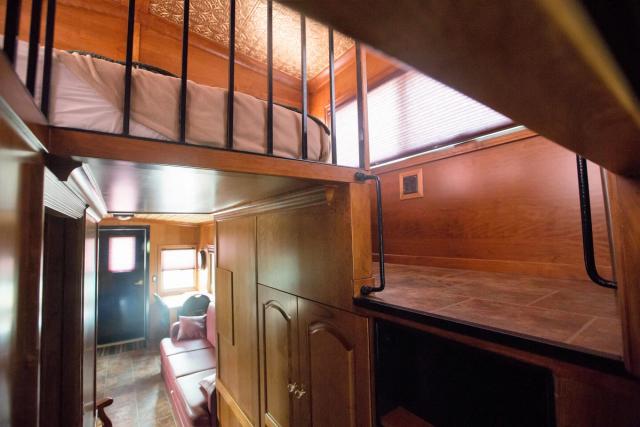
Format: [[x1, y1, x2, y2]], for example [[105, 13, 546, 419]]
[[96, 397, 114, 427]]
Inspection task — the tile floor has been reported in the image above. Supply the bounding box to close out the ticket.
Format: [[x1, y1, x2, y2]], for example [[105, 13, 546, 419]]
[[97, 345, 176, 427], [369, 263, 623, 358]]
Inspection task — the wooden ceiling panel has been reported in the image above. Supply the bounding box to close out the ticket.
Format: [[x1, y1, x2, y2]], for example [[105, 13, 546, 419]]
[[84, 158, 313, 214]]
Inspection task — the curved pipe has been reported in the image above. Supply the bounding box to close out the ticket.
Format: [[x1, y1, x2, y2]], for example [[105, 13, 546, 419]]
[[355, 172, 386, 295], [576, 155, 617, 289]]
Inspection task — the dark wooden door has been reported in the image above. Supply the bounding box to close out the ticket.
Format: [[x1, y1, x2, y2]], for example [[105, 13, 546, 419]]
[[297, 299, 372, 427], [98, 227, 148, 345], [258, 285, 299, 427]]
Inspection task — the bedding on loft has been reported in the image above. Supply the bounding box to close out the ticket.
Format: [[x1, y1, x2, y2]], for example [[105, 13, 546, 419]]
[[12, 39, 331, 162]]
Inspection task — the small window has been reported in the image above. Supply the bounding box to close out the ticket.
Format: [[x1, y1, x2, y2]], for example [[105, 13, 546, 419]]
[[108, 236, 136, 273], [160, 247, 197, 293]]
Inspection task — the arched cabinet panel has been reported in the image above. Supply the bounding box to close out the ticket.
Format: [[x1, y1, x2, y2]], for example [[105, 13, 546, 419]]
[[298, 299, 372, 427], [258, 286, 300, 427]]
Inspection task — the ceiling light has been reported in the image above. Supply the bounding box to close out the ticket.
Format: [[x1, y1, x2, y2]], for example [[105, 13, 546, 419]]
[[113, 213, 134, 221]]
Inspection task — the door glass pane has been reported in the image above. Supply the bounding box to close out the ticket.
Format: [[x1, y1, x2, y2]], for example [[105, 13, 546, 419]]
[[108, 236, 136, 273]]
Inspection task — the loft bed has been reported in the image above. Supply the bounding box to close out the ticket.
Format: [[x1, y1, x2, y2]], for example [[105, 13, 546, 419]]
[[2, 0, 373, 177]]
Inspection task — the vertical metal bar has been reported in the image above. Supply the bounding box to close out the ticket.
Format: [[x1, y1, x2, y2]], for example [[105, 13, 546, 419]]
[[226, 0, 236, 149], [26, 0, 43, 95], [41, 0, 57, 118], [355, 41, 369, 169], [356, 172, 385, 295], [3, 0, 22, 65], [328, 28, 337, 164], [576, 155, 617, 289], [123, 0, 136, 135], [179, 0, 189, 143], [300, 13, 308, 159], [266, 0, 273, 155]]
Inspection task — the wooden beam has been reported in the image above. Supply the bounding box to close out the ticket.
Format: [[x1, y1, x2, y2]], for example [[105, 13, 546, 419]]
[[607, 172, 640, 376], [48, 127, 361, 183], [285, 0, 640, 176]]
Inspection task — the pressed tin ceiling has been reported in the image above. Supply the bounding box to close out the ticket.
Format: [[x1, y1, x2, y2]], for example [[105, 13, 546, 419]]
[[149, 0, 354, 79]]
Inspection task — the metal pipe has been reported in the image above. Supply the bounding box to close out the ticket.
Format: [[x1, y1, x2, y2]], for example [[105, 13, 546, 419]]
[[123, 0, 136, 135], [328, 28, 337, 164], [41, 0, 56, 118], [576, 155, 617, 289], [226, 0, 236, 149], [266, 0, 273, 155], [3, 0, 22, 65], [179, 0, 190, 143], [26, 0, 43, 95], [355, 172, 385, 295], [300, 13, 308, 159], [355, 41, 367, 169]]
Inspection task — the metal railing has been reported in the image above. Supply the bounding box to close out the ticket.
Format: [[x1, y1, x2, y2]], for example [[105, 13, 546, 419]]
[[3, 0, 372, 168]]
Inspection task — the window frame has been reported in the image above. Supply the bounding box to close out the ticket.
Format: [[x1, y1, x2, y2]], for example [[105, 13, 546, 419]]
[[158, 244, 198, 296]]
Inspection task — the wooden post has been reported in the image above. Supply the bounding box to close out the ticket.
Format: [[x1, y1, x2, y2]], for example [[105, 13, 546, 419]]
[[606, 172, 640, 376]]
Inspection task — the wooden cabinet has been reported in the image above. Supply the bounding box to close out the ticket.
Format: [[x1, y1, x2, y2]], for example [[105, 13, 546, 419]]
[[258, 285, 300, 427], [258, 285, 372, 427], [216, 217, 260, 426]]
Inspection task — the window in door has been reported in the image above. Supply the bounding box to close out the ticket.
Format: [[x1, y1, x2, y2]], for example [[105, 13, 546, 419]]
[[108, 236, 136, 273], [160, 247, 197, 294]]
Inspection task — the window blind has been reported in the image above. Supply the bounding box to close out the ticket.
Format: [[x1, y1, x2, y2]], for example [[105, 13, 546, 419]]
[[335, 69, 513, 166]]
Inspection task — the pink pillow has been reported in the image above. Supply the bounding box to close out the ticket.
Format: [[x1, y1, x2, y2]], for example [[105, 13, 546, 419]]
[[176, 315, 206, 341]]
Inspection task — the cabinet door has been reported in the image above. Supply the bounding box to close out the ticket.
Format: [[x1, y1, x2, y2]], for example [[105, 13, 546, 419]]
[[216, 217, 259, 425], [297, 299, 372, 427], [258, 285, 299, 427]]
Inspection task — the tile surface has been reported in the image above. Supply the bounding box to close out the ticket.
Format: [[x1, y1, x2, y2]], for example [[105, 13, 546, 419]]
[[97, 347, 177, 427], [370, 263, 623, 358]]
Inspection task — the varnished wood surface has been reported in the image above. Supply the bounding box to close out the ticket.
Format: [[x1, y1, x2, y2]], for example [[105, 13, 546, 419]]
[[258, 285, 299, 427], [82, 217, 98, 427], [366, 263, 622, 359], [84, 157, 313, 214], [216, 217, 260, 425], [297, 298, 372, 427], [49, 128, 362, 183], [257, 185, 357, 311], [372, 136, 613, 281], [380, 407, 433, 427], [285, 0, 640, 176], [607, 173, 640, 376], [0, 110, 44, 426]]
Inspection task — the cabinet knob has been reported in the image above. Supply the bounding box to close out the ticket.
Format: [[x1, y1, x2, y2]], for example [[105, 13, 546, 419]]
[[287, 383, 297, 393], [294, 386, 306, 399]]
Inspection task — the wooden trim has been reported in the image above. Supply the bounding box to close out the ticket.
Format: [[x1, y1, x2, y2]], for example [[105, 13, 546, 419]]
[[373, 253, 613, 281], [216, 379, 253, 427], [606, 172, 640, 376], [398, 169, 423, 200], [372, 128, 536, 174], [49, 127, 362, 183], [43, 169, 87, 219], [213, 186, 334, 221], [67, 165, 108, 220], [0, 56, 49, 147]]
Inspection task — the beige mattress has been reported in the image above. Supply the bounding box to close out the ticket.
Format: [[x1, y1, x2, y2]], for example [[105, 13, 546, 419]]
[[13, 38, 331, 162]]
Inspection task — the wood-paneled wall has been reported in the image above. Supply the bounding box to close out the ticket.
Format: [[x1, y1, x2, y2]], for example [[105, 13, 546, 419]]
[[371, 134, 613, 281]]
